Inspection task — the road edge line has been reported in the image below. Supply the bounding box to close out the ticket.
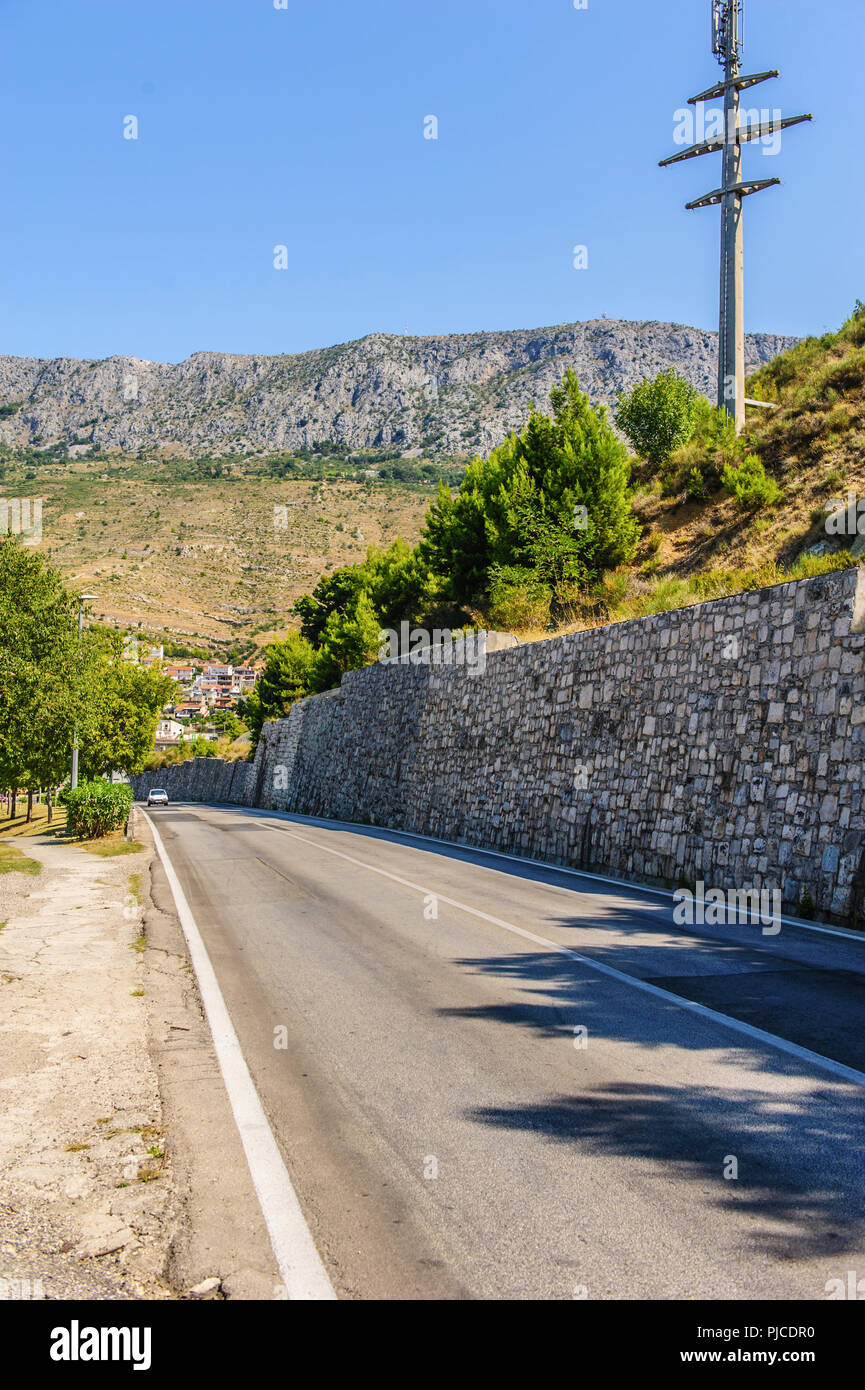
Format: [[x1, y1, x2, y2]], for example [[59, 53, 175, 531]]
[[143, 811, 336, 1301]]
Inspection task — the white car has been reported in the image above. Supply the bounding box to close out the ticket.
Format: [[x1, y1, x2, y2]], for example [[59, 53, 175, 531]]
[[147, 788, 169, 807]]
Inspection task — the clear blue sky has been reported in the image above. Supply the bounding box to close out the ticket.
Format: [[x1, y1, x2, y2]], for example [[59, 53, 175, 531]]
[[1, 0, 860, 363]]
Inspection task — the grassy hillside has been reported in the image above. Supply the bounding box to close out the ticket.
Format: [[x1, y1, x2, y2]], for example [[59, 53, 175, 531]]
[[11, 464, 436, 657], [526, 305, 865, 638]]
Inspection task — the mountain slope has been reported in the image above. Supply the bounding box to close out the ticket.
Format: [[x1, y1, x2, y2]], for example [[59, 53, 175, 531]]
[[0, 319, 797, 460]]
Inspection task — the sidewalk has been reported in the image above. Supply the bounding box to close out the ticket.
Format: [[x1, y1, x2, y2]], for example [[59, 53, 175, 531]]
[[0, 827, 178, 1299]]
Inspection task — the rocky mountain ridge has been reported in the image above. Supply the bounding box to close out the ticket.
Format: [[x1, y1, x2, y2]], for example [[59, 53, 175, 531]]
[[0, 318, 799, 459]]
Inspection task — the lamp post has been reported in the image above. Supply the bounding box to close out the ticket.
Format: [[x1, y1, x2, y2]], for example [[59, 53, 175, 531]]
[[70, 594, 97, 791]]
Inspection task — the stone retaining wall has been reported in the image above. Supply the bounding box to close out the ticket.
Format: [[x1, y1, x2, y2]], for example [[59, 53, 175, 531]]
[[132, 566, 865, 925]]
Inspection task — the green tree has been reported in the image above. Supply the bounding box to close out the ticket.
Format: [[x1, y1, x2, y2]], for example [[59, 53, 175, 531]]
[[0, 541, 178, 805], [0, 536, 84, 817], [614, 368, 700, 467], [295, 538, 432, 646], [210, 708, 244, 740], [309, 590, 383, 693], [237, 632, 316, 747], [78, 634, 177, 778], [420, 369, 640, 607]]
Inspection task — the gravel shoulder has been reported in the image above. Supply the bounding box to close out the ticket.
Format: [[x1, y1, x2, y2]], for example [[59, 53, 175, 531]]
[[0, 810, 278, 1302]]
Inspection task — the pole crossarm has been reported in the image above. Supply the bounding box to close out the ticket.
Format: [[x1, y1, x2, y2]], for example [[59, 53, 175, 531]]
[[660, 113, 812, 168], [685, 176, 780, 210], [659, 136, 725, 167], [738, 112, 812, 144], [688, 68, 779, 103], [660, 1, 812, 433]]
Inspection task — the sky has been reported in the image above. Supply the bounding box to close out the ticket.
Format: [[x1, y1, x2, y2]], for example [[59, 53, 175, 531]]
[[0, 0, 861, 363]]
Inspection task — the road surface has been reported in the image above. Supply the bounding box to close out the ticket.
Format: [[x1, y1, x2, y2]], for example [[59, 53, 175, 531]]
[[146, 802, 865, 1301]]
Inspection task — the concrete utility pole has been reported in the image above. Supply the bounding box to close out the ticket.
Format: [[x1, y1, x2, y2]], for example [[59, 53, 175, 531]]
[[660, 1, 812, 432]]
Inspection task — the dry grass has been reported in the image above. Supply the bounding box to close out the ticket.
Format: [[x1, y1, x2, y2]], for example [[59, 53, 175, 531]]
[[0, 843, 42, 877], [83, 839, 145, 858], [19, 468, 432, 656], [0, 802, 66, 839]]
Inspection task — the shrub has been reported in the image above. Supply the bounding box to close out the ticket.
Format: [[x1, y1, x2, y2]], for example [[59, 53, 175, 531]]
[[639, 577, 694, 615], [721, 454, 782, 511], [487, 565, 552, 630], [614, 369, 700, 467], [64, 779, 134, 839], [797, 887, 816, 920], [687, 467, 708, 501]]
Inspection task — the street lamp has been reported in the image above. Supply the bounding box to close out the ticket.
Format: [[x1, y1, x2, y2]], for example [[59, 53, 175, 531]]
[[70, 594, 98, 790]]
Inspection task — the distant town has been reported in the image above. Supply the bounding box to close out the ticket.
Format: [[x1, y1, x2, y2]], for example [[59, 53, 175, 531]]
[[130, 643, 260, 750]]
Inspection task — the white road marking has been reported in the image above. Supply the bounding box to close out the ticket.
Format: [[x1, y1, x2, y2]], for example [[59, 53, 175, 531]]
[[241, 805, 865, 945], [259, 819, 865, 1092], [144, 812, 336, 1301]]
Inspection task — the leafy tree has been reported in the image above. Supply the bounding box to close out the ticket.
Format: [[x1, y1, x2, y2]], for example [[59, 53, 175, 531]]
[[237, 632, 316, 747], [78, 634, 177, 778], [420, 369, 639, 606], [0, 536, 85, 815], [0, 540, 178, 804], [614, 368, 700, 467], [309, 590, 383, 693], [210, 708, 244, 740], [295, 538, 432, 646], [189, 735, 218, 757]]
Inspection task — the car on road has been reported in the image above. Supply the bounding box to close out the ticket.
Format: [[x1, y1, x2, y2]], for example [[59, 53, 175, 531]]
[[147, 788, 169, 807]]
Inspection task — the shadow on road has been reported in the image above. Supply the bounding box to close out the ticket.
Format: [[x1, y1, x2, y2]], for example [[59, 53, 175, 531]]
[[442, 949, 865, 1261]]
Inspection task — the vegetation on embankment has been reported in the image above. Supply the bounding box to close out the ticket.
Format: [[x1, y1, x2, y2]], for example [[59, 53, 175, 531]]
[[239, 305, 864, 740]]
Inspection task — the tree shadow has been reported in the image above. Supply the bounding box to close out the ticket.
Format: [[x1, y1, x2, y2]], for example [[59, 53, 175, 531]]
[[469, 1080, 864, 1263], [441, 950, 865, 1261]]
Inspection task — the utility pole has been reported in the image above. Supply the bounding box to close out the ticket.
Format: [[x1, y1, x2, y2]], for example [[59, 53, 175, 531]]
[[660, 1, 812, 432]]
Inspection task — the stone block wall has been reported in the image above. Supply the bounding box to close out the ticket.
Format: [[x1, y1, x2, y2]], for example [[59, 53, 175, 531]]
[[132, 566, 865, 925]]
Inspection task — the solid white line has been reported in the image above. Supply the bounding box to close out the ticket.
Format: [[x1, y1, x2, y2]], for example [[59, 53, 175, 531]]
[[143, 812, 336, 1301], [259, 820, 865, 1092]]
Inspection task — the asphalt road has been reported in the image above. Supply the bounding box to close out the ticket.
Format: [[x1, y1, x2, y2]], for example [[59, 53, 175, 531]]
[[148, 802, 865, 1301]]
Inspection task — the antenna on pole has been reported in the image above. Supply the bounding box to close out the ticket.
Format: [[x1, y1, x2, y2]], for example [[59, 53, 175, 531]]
[[661, 1, 811, 432], [713, 0, 742, 69]]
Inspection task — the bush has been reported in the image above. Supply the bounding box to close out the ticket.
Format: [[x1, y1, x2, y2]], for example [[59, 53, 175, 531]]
[[687, 467, 708, 501], [721, 454, 782, 511], [487, 566, 552, 630], [64, 779, 133, 839], [614, 369, 700, 467]]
